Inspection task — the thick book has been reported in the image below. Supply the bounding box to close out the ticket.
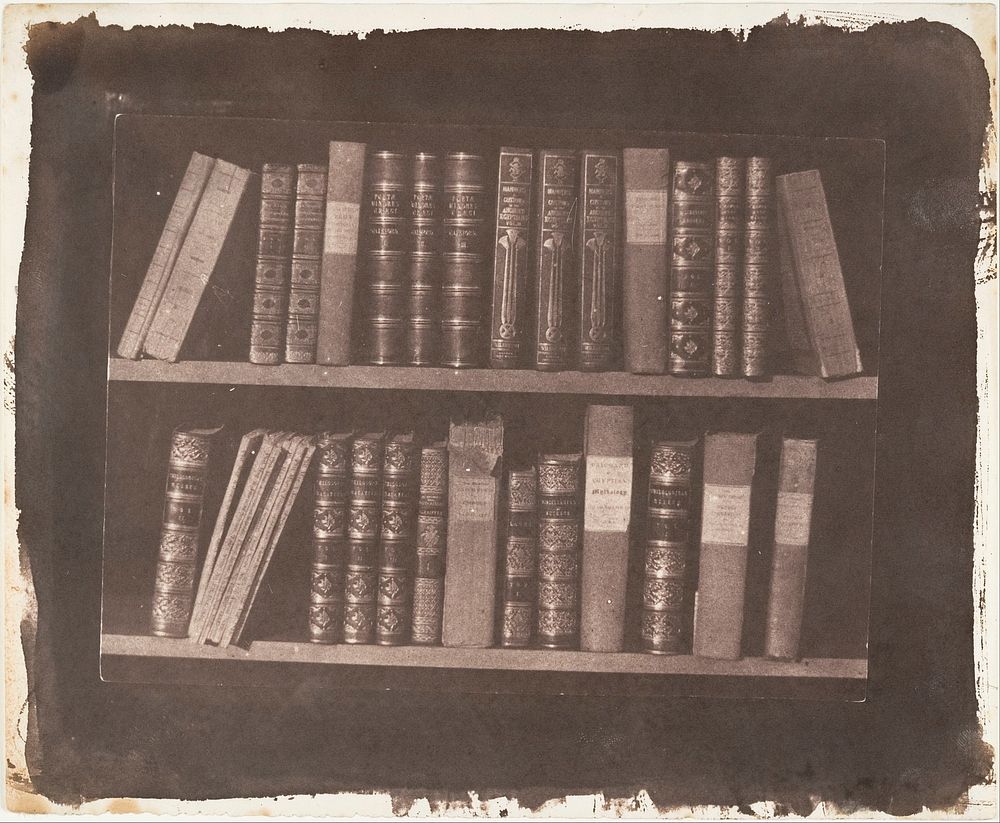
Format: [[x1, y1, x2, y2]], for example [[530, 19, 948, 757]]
[[406, 153, 441, 366], [534, 150, 578, 372], [536, 453, 583, 649], [764, 437, 818, 660], [284, 164, 328, 364], [692, 432, 759, 660], [580, 405, 634, 653], [668, 161, 715, 377], [411, 443, 448, 645], [489, 148, 534, 369], [776, 170, 863, 378], [309, 432, 352, 644], [442, 415, 504, 647], [315, 141, 366, 366], [741, 157, 776, 377], [713, 157, 745, 377], [344, 432, 386, 644], [500, 467, 538, 648], [622, 148, 670, 374], [376, 434, 419, 646]]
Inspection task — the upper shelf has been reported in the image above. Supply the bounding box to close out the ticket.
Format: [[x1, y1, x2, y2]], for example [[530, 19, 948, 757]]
[[107, 359, 878, 400]]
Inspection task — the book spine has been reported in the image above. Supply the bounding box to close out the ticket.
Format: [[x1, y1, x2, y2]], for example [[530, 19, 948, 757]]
[[534, 150, 578, 371], [500, 468, 538, 648], [692, 432, 759, 660], [578, 151, 621, 372], [764, 437, 818, 660], [309, 433, 352, 644], [641, 440, 696, 654], [411, 444, 448, 645], [362, 151, 409, 365], [536, 454, 583, 649], [741, 157, 776, 377], [248, 164, 296, 365], [489, 148, 534, 369], [622, 148, 670, 374], [406, 153, 441, 366], [344, 433, 385, 644], [284, 164, 327, 364], [713, 157, 745, 377], [376, 436, 419, 645], [316, 141, 366, 366], [580, 406, 634, 652], [777, 204, 824, 376], [151, 428, 216, 637], [441, 153, 489, 368]]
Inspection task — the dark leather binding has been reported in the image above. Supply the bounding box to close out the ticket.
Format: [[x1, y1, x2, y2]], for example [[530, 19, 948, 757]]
[[284, 164, 327, 364], [406, 153, 441, 366]]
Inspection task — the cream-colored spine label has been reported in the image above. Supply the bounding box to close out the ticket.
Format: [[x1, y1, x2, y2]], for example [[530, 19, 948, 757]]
[[452, 476, 495, 523], [774, 491, 814, 545], [625, 190, 669, 245], [324, 201, 361, 255], [700, 483, 752, 545], [584, 456, 633, 532]]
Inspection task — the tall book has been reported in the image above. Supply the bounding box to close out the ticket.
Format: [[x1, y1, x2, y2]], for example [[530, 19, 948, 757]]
[[344, 432, 385, 644], [776, 170, 863, 378], [316, 141, 366, 366], [641, 439, 696, 655], [536, 453, 583, 649], [764, 437, 818, 660], [309, 432, 352, 644], [376, 434, 419, 645], [668, 161, 715, 377], [411, 443, 448, 645], [489, 148, 534, 369], [441, 153, 489, 368], [406, 153, 442, 366], [442, 415, 504, 647], [578, 151, 621, 372], [692, 432, 759, 660], [284, 164, 328, 364], [534, 150, 578, 372], [150, 426, 220, 637], [713, 157, 745, 377], [741, 157, 776, 377], [500, 467, 538, 648], [580, 405, 634, 653], [622, 148, 670, 374]]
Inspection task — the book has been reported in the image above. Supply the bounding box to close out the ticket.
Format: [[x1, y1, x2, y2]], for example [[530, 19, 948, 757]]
[[668, 161, 715, 377], [580, 405, 634, 652], [316, 141, 366, 366], [441, 153, 490, 368], [344, 432, 385, 643], [692, 432, 759, 660], [309, 432, 352, 644], [442, 415, 504, 647], [764, 437, 818, 660], [489, 148, 534, 369], [534, 150, 578, 372], [150, 426, 221, 637], [776, 170, 863, 378], [376, 434, 419, 645], [578, 151, 621, 372], [406, 153, 442, 366], [641, 439, 696, 655], [713, 157, 745, 377], [500, 467, 538, 648], [248, 164, 296, 365], [284, 164, 328, 364], [741, 157, 776, 377], [536, 453, 583, 649], [411, 443, 448, 645], [622, 148, 670, 374]]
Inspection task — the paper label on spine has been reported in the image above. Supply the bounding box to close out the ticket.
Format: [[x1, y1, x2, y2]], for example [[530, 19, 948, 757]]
[[774, 491, 814, 545], [584, 456, 633, 532], [625, 190, 669, 245], [701, 484, 752, 545], [453, 476, 496, 522], [324, 201, 361, 255]]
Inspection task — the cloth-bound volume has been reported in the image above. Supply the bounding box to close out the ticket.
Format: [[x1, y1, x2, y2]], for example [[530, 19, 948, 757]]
[[500, 468, 539, 648], [536, 453, 583, 649], [713, 157, 745, 376], [490, 148, 534, 369], [764, 438, 818, 660], [406, 153, 442, 366], [580, 406, 634, 652], [309, 432, 352, 644], [641, 439, 696, 654], [442, 416, 504, 647], [622, 148, 670, 374], [344, 432, 386, 644], [150, 426, 221, 637], [741, 157, 776, 377], [411, 444, 448, 645], [692, 432, 759, 660], [284, 164, 328, 364]]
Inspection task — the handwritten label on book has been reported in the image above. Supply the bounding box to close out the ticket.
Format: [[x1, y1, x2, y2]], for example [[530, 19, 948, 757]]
[[584, 456, 633, 532], [452, 476, 495, 523], [324, 201, 361, 255], [625, 190, 669, 245], [774, 491, 814, 545], [701, 483, 752, 545]]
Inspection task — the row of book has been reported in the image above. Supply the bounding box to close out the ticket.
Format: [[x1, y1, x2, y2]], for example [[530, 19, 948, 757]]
[[150, 410, 818, 660], [117, 143, 862, 380]]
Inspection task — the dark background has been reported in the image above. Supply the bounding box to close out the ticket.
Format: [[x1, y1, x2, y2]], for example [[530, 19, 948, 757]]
[[15, 17, 992, 810]]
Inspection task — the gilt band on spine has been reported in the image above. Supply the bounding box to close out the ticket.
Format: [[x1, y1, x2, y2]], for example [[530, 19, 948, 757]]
[[411, 444, 448, 645], [536, 454, 583, 649], [501, 467, 538, 648], [309, 433, 351, 643], [376, 435, 419, 645], [343, 432, 385, 643]]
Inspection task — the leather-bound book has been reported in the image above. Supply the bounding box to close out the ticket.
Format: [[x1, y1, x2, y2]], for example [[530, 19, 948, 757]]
[[713, 157, 745, 376], [692, 432, 759, 660], [536, 453, 583, 649], [316, 141, 366, 366], [309, 432, 352, 644], [411, 443, 448, 645], [344, 432, 386, 644], [150, 426, 221, 637], [500, 467, 538, 648], [376, 434, 419, 646], [622, 148, 670, 374], [534, 150, 578, 372], [489, 148, 534, 369], [284, 164, 327, 364], [406, 153, 441, 365], [362, 151, 409, 365], [580, 405, 634, 652], [764, 437, 818, 660], [641, 439, 696, 655], [577, 151, 621, 372], [441, 153, 490, 368], [668, 161, 715, 377], [741, 157, 776, 377]]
